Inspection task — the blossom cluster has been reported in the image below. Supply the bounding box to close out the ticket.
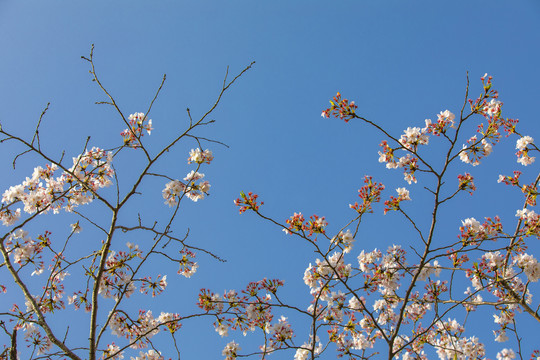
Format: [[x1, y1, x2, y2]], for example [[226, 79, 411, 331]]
[[320, 92, 358, 122], [108, 310, 181, 350], [425, 110, 455, 135], [293, 336, 323, 360], [20, 322, 52, 355], [498, 170, 538, 206], [459, 135, 493, 166], [198, 279, 288, 357], [5, 230, 70, 315], [330, 229, 355, 253], [383, 187, 411, 214], [222, 341, 241, 360], [463, 246, 539, 344], [97, 244, 143, 300], [188, 148, 214, 164], [130, 349, 164, 360], [299, 241, 495, 358], [163, 171, 210, 205], [515, 208, 540, 238], [120, 112, 153, 148], [458, 216, 503, 245], [399, 126, 429, 151], [464, 74, 530, 167], [514, 253, 540, 282], [378, 141, 420, 184], [139, 275, 168, 297], [349, 175, 385, 214], [161, 148, 214, 205], [1, 147, 114, 224], [177, 248, 198, 278], [284, 213, 327, 236], [515, 135, 535, 166], [457, 173, 476, 195], [234, 191, 263, 213], [5, 229, 48, 275]]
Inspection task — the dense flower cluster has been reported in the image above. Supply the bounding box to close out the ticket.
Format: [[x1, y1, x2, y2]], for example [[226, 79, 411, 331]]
[[283, 213, 327, 236], [120, 112, 153, 148], [459, 136, 493, 166], [349, 176, 385, 214], [198, 279, 287, 356], [399, 126, 429, 151], [162, 148, 214, 206], [177, 248, 198, 278], [130, 349, 164, 360], [383, 187, 411, 214], [321, 92, 358, 122], [458, 216, 503, 245], [1, 147, 114, 222], [98, 244, 143, 300], [330, 229, 354, 253], [162, 171, 210, 205], [5, 229, 48, 275], [139, 275, 168, 297], [21, 322, 52, 355], [425, 110, 455, 135], [293, 336, 323, 360], [109, 310, 180, 349], [515, 135, 535, 166], [101, 343, 124, 360], [222, 341, 241, 360], [187, 148, 214, 164], [457, 173, 476, 195], [234, 191, 263, 213], [515, 208, 540, 238], [378, 141, 420, 184]]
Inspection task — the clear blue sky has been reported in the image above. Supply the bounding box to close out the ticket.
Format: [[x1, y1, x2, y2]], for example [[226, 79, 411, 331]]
[[1, 1, 539, 359]]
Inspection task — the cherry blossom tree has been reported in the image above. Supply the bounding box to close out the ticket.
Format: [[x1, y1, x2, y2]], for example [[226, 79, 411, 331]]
[[1, 45, 539, 360], [199, 74, 540, 360], [0, 45, 254, 360]]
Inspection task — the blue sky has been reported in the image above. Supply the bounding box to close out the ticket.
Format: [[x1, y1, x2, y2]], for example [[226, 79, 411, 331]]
[[1, 1, 540, 359]]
